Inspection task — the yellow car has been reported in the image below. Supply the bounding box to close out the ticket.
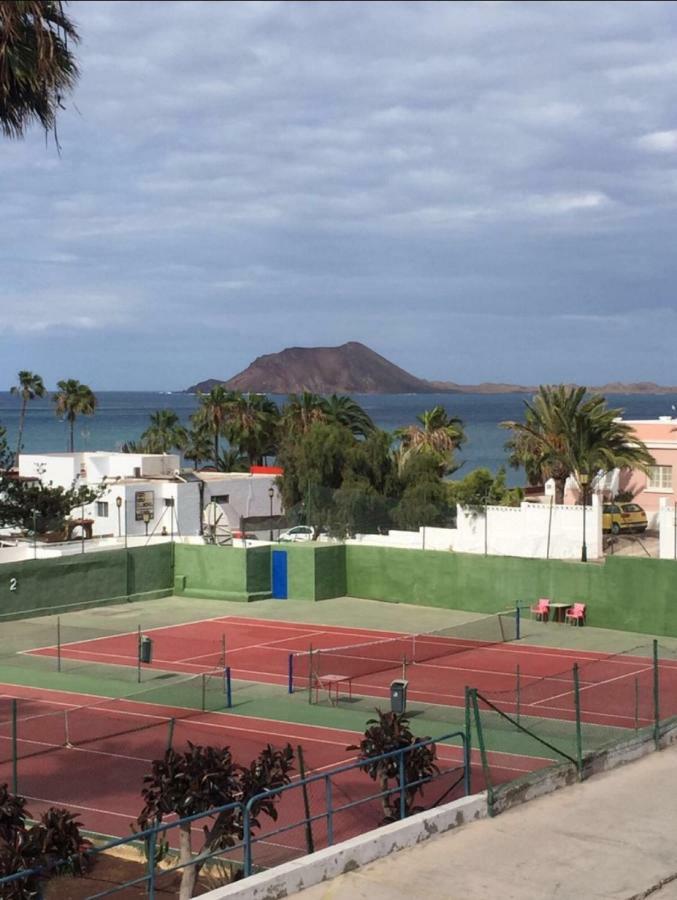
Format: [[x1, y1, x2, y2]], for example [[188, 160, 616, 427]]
[[602, 502, 648, 535]]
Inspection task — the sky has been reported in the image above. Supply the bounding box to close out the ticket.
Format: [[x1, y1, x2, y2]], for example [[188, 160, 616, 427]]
[[2, 0, 677, 391]]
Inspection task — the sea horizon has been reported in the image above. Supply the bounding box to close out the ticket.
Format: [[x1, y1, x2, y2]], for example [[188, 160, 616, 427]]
[[2, 390, 676, 487]]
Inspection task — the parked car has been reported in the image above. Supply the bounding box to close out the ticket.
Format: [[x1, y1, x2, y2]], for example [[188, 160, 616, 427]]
[[232, 530, 258, 541], [602, 502, 648, 535], [278, 525, 314, 543]]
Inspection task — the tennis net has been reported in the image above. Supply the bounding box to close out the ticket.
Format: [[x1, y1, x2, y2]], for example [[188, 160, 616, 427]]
[[291, 611, 519, 690]]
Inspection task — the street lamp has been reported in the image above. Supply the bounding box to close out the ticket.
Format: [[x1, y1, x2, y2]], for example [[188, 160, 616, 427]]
[[115, 496, 123, 539], [580, 472, 589, 563], [268, 486, 275, 541], [143, 510, 151, 536]]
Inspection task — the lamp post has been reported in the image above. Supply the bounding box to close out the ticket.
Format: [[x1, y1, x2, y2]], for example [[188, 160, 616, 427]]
[[143, 510, 150, 537], [580, 473, 589, 563], [32, 509, 38, 560], [115, 495, 122, 539], [268, 486, 275, 541]]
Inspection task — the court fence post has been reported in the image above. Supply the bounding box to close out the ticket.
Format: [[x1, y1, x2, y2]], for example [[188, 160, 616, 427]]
[[201, 674, 207, 712], [11, 699, 18, 795], [166, 717, 175, 752], [147, 825, 157, 900], [325, 775, 334, 845], [296, 746, 315, 854], [634, 677, 640, 733], [653, 639, 660, 749], [225, 667, 232, 709], [57, 617, 61, 673], [470, 689, 494, 816], [573, 663, 583, 778], [515, 605, 521, 641], [515, 665, 521, 726], [398, 750, 406, 820], [137, 625, 142, 684], [288, 654, 294, 694], [464, 686, 472, 796]]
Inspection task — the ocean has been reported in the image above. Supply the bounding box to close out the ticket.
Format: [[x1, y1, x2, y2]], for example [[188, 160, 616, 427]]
[[1, 391, 675, 486]]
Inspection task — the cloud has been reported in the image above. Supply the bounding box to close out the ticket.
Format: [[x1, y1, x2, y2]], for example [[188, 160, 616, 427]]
[[637, 130, 677, 152], [3, 1, 677, 388]]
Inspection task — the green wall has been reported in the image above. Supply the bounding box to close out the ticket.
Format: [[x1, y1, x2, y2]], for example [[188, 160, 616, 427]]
[[173, 543, 272, 601], [345, 546, 677, 637], [0, 544, 172, 620]]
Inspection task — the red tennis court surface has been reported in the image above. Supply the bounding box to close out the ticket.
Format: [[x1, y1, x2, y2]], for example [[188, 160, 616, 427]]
[[28, 614, 677, 731], [0, 683, 535, 853]]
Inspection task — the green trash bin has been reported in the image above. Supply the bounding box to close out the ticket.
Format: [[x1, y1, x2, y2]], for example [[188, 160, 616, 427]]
[[139, 636, 153, 664], [390, 679, 408, 715]]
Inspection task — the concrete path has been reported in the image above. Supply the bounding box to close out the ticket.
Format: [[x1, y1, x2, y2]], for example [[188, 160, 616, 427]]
[[291, 745, 677, 900]]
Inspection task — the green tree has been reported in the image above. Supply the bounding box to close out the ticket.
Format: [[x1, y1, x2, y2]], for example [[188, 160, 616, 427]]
[[136, 742, 294, 899], [279, 392, 328, 438], [502, 386, 654, 504], [0, 477, 100, 534], [52, 379, 97, 452], [216, 448, 249, 473], [324, 394, 374, 437], [183, 425, 213, 469], [10, 370, 45, 462], [140, 409, 188, 454], [447, 467, 522, 511], [0, 0, 79, 141], [348, 712, 438, 822], [226, 392, 279, 466], [396, 406, 465, 476], [193, 386, 235, 468], [0, 424, 12, 471]]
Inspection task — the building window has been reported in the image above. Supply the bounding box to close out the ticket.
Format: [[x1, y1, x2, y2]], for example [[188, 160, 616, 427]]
[[96, 501, 109, 517], [212, 494, 230, 504], [647, 465, 673, 490]]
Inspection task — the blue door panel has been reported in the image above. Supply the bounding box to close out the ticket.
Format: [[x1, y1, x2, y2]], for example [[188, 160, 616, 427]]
[[272, 550, 288, 599]]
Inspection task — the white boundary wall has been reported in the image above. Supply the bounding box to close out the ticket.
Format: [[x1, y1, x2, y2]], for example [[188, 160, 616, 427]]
[[348, 497, 602, 560], [659, 498, 677, 559]]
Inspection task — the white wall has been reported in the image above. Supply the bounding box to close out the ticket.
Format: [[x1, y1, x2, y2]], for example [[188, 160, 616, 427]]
[[349, 497, 603, 560], [659, 498, 677, 559], [204, 474, 282, 530]]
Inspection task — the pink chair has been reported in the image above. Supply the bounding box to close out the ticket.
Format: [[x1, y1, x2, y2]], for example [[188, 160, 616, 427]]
[[565, 603, 586, 626], [530, 598, 550, 622]]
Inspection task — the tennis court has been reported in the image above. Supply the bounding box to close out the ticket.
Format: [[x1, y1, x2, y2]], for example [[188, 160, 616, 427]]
[[26, 612, 677, 732]]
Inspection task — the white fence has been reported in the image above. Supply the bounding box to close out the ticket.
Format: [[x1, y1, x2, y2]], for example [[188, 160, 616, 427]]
[[659, 499, 677, 559], [349, 497, 603, 560]]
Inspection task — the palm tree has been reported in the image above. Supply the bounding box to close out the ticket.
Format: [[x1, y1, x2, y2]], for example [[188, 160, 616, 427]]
[[10, 370, 45, 461], [216, 448, 249, 473], [52, 379, 97, 452], [280, 392, 328, 437], [502, 385, 654, 503], [192, 385, 236, 468], [396, 405, 465, 475], [140, 409, 188, 454], [324, 394, 375, 438], [0, 0, 79, 141], [226, 393, 279, 466], [183, 425, 213, 470]]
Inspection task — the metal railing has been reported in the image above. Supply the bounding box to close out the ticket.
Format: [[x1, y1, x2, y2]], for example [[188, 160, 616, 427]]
[[0, 730, 467, 898]]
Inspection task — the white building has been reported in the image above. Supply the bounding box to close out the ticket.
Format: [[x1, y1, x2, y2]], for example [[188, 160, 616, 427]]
[[17, 452, 282, 541]]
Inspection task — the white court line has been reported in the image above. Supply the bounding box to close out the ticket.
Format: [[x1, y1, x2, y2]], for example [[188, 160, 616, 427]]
[[0, 732, 155, 764], [530, 663, 654, 708]]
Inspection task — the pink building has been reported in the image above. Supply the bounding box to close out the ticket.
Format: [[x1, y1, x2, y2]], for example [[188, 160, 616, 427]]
[[618, 418, 677, 527]]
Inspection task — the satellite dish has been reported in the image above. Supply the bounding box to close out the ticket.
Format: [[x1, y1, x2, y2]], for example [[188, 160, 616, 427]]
[[203, 502, 233, 546]]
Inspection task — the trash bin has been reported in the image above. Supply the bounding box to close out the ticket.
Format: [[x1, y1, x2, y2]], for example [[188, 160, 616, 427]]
[[139, 636, 153, 664], [390, 679, 409, 715]]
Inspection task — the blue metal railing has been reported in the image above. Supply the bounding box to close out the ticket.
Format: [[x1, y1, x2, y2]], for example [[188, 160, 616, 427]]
[[0, 730, 467, 898]]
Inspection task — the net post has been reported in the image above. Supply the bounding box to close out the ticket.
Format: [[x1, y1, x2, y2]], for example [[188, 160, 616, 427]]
[[515, 605, 521, 641], [653, 639, 660, 749], [288, 654, 294, 694], [225, 667, 232, 708], [515, 665, 521, 726], [296, 745, 315, 854], [137, 625, 142, 684], [463, 686, 472, 796], [57, 616, 62, 673], [201, 673, 207, 712], [634, 677, 640, 733], [11, 699, 18, 795], [470, 689, 494, 815], [573, 663, 583, 778], [307, 646, 314, 705], [166, 717, 175, 752]]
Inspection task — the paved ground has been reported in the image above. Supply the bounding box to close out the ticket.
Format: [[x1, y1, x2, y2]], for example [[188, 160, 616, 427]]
[[292, 744, 677, 900], [604, 531, 659, 558]]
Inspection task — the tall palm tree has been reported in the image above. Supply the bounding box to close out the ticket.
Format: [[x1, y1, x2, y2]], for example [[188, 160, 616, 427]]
[[502, 385, 654, 503], [192, 385, 236, 468], [140, 409, 188, 454], [183, 425, 213, 470], [10, 370, 45, 461], [52, 379, 97, 452], [396, 405, 465, 474], [226, 393, 279, 467], [324, 394, 375, 438], [280, 392, 328, 437], [0, 0, 79, 141]]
